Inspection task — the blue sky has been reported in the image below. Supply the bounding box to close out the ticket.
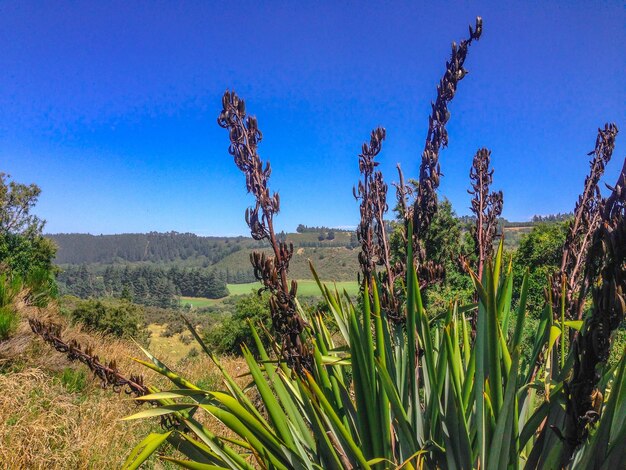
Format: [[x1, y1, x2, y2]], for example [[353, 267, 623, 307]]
[[1, 1, 624, 235]]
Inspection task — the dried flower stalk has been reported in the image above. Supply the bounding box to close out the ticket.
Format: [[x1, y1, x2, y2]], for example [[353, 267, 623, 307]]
[[468, 148, 503, 280], [392, 17, 483, 291], [412, 17, 483, 242], [29, 318, 182, 429], [553, 123, 619, 319], [563, 150, 625, 458], [354, 128, 385, 288], [217, 91, 310, 371], [29, 318, 148, 396], [354, 128, 402, 319]]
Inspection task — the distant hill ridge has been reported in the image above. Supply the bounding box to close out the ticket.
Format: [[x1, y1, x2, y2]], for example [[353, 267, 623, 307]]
[[47, 230, 357, 265], [47, 218, 557, 281]]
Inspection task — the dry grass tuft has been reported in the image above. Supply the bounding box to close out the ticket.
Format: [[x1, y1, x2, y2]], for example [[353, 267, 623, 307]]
[[0, 301, 249, 469], [0, 367, 160, 469]]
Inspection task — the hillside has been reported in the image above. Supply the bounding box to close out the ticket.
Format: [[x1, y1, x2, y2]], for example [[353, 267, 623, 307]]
[[48, 232, 262, 265], [48, 230, 361, 282], [48, 225, 536, 288], [212, 245, 359, 281]]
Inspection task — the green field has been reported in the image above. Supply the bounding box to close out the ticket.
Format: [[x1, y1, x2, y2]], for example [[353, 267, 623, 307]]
[[180, 280, 359, 308], [179, 296, 224, 308], [227, 280, 360, 297]]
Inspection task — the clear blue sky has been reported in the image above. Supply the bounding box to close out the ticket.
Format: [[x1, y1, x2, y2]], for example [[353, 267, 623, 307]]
[[1, 1, 624, 235]]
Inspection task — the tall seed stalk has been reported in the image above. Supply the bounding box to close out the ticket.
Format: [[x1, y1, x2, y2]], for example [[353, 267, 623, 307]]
[[409, 17, 483, 286], [412, 17, 482, 240], [354, 128, 402, 320], [553, 123, 619, 320], [354, 127, 386, 289], [468, 147, 503, 281], [564, 150, 625, 459], [217, 91, 311, 372]]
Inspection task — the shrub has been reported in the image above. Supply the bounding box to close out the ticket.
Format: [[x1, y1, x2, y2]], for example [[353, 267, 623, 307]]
[[162, 322, 184, 338], [0, 306, 18, 342], [25, 266, 58, 307], [0, 273, 22, 341], [57, 367, 88, 394], [512, 222, 568, 313], [179, 333, 193, 345], [70, 299, 143, 338], [204, 292, 272, 356], [186, 347, 199, 358]]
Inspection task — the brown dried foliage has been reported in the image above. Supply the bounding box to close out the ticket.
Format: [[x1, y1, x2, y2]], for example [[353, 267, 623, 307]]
[[553, 123, 619, 320], [564, 152, 625, 456], [218, 91, 310, 371], [468, 148, 503, 280]]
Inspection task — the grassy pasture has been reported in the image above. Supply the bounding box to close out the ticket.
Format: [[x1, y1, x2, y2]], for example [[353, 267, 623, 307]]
[[180, 296, 223, 308], [227, 280, 360, 297], [180, 279, 360, 308]]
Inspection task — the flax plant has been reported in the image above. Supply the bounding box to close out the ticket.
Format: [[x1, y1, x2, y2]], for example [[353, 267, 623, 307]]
[[122, 227, 626, 469], [121, 18, 626, 470]]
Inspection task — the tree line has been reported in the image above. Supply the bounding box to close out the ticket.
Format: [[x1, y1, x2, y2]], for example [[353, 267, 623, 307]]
[[47, 232, 265, 264], [56, 264, 229, 308]]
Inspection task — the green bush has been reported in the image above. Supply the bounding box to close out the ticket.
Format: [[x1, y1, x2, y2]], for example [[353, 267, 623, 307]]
[[58, 367, 88, 394], [70, 299, 143, 338], [0, 305, 18, 341], [25, 266, 58, 307], [0, 232, 56, 283], [204, 292, 271, 356], [0, 273, 22, 341], [512, 222, 568, 313]]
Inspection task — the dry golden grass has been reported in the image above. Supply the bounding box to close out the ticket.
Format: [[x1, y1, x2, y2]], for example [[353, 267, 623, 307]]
[[0, 367, 163, 469], [0, 301, 250, 469]]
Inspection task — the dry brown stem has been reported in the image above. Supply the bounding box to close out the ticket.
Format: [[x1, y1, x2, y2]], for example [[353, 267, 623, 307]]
[[29, 318, 148, 397], [218, 90, 310, 372], [554, 123, 618, 319], [468, 147, 503, 280], [563, 147, 625, 459]]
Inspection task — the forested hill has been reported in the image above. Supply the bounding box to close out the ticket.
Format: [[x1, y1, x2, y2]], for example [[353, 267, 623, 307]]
[[47, 221, 544, 285], [48, 232, 264, 265], [50, 230, 363, 305]]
